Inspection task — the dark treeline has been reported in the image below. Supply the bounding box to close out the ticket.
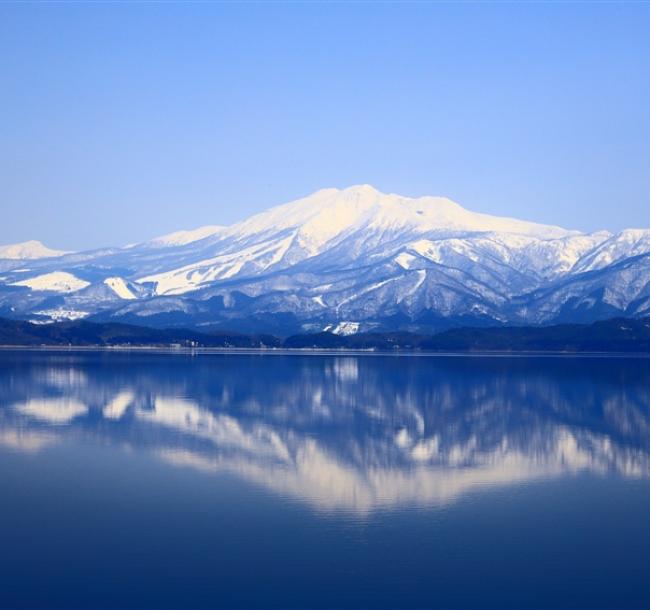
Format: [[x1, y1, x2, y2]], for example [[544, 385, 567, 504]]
[[2, 316, 650, 352]]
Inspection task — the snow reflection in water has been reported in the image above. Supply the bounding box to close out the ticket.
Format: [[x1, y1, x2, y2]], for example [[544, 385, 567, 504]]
[[1, 351, 649, 512]]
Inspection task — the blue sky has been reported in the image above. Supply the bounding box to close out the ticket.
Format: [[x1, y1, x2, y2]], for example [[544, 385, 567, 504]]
[[1, 2, 649, 250]]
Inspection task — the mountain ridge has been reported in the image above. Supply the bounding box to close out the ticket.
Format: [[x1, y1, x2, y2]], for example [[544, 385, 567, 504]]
[[1, 185, 648, 334], [0, 240, 69, 260]]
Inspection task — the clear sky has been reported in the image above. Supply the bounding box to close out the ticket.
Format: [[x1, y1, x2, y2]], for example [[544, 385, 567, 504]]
[[1, 2, 649, 250]]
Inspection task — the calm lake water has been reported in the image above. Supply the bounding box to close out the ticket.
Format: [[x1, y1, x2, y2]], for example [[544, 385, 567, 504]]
[[1, 350, 649, 610]]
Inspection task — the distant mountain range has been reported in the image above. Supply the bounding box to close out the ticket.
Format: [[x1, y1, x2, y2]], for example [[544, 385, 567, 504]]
[[2, 316, 649, 352], [2, 185, 649, 335]]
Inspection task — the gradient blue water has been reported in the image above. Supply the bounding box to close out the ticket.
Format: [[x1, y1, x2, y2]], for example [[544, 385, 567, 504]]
[[1, 350, 649, 609]]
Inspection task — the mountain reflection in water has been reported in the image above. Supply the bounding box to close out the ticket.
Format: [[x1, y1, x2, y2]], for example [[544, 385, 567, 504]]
[[1, 351, 649, 513]]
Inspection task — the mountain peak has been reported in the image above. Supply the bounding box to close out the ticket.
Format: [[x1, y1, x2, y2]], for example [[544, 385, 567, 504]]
[[2, 185, 648, 329], [0, 240, 68, 260], [228, 185, 575, 249], [340, 183, 380, 196]]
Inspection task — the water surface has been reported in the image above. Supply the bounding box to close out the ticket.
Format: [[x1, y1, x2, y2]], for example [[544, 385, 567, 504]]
[[1, 350, 649, 609]]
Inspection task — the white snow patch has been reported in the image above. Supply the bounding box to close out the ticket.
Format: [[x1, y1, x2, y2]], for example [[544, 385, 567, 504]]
[[395, 252, 417, 269], [411, 240, 444, 263], [138, 234, 295, 295], [104, 277, 137, 300], [405, 270, 427, 299], [336, 277, 397, 312], [11, 272, 90, 293], [0, 240, 69, 260], [331, 321, 360, 336], [145, 225, 225, 247], [33, 309, 90, 322]]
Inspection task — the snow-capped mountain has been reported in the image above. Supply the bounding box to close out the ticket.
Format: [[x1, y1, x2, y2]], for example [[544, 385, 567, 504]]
[[0, 240, 68, 260], [1, 185, 649, 334], [139, 224, 225, 248]]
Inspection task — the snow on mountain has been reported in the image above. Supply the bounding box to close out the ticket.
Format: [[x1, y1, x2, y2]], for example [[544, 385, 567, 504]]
[[399, 232, 608, 282], [103, 277, 137, 300], [138, 233, 296, 296], [518, 252, 650, 324], [136, 185, 582, 296], [0, 185, 648, 332], [143, 225, 225, 248], [31, 309, 90, 322], [0, 240, 68, 260], [571, 229, 650, 273], [11, 271, 90, 293], [224, 184, 575, 253], [325, 321, 360, 336]]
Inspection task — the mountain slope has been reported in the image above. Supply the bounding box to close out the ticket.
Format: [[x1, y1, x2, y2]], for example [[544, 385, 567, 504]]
[[0, 240, 68, 260], [0, 185, 648, 333], [140, 225, 225, 248]]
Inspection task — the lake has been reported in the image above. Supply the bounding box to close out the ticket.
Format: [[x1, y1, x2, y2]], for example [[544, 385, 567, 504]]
[[0, 349, 649, 609]]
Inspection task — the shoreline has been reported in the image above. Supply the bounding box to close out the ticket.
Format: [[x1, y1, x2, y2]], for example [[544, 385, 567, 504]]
[[1, 345, 650, 358]]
